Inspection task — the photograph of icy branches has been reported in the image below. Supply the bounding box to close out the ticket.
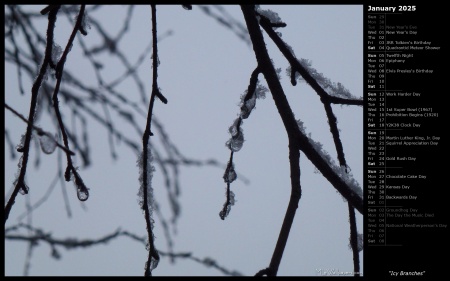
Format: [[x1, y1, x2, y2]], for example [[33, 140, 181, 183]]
[[4, 5, 363, 276]]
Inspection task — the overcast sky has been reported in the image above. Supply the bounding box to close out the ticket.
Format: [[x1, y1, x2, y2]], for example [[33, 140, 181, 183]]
[[4, 5, 363, 276]]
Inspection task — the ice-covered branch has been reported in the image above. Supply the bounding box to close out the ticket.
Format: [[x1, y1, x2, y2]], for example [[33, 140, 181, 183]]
[[258, 14, 363, 106], [138, 5, 167, 276], [220, 66, 266, 220], [51, 5, 90, 202], [257, 13, 363, 273], [242, 5, 363, 214], [5, 6, 60, 224]]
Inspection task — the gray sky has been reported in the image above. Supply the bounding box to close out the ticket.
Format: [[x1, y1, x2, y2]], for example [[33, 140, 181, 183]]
[[4, 5, 363, 276]]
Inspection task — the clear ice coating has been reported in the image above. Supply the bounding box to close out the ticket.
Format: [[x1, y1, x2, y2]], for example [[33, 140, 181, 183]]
[[226, 133, 244, 152], [223, 162, 237, 183], [137, 148, 155, 210], [136, 146, 157, 236], [150, 254, 159, 271], [39, 133, 57, 154], [240, 95, 256, 119], [219, 190, 235, 220], [240, 81, 267, 119], [226, 118, 244, 152], [51, 42, 62, 64]]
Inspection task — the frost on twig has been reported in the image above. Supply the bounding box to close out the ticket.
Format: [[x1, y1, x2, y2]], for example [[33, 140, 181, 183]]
[[296, 120, 363, 200], [13, 156, 30, 195], [349, 233, 363, 252], [288, 59, 360, 100], [254, 5, 286, 29], [137, 147, 156, 235], [137, 142, 160, 272], [239, 68, 267, 120]]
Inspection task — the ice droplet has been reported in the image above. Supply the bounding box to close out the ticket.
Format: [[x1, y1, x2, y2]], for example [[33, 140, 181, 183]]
[[19, 182, 29, 195], [51, 42, 62, 64], [77, 186, 89, 201], [72, 171, 89, 201], [226, 134, 244, 152], [150, 254, 159, 271], [39, 133, 57, 154]]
